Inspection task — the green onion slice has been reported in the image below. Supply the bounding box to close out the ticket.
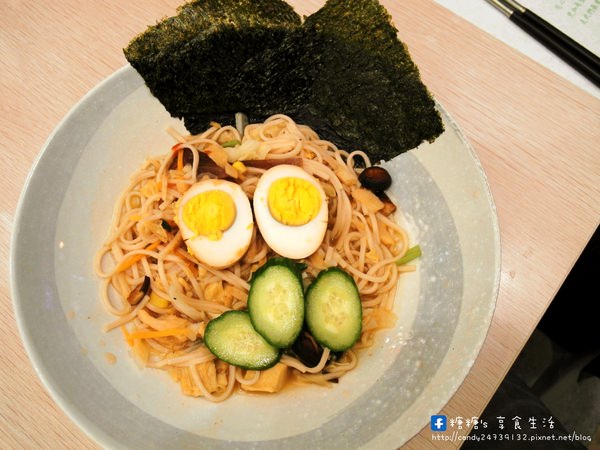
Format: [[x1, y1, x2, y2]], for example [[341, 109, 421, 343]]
[[396, 245, 422, 265], [221, 140, 241, 148]]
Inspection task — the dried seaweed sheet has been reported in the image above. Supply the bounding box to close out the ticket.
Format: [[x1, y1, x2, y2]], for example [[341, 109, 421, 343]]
[[124, 0, 301, 118], [124, 0, 443, 162], [297, 0, 444, 162]]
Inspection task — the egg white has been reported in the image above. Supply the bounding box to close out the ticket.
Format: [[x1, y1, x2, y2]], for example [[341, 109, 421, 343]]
[[177, 179, 254, 268], [253, 165, 328, 259]]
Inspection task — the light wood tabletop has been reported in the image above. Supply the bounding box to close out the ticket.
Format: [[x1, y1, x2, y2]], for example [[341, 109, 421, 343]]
[[1, 0, 598, 448]]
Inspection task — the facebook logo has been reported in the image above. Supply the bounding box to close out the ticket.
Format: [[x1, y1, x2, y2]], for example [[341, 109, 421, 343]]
[[431, 415, 447, 432]]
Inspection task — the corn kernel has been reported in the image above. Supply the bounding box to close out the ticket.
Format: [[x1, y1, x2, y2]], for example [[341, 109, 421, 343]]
[[231, 161, 248, 174], [304, 150, 316, 159], [130, 196, 142, 208], [149, 291, 170, 308]]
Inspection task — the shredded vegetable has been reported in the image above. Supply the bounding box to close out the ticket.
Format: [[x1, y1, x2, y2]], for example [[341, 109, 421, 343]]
[[115, 241, 160, 272], [395, 245, 422, 265]]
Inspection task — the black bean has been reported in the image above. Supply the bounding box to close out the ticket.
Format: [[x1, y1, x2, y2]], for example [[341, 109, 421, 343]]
[[358, 166, 392, 192]]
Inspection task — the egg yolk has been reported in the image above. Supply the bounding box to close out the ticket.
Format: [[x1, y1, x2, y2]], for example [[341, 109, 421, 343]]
[[182, 190, 236, 241], [267, 177, 321, 226]]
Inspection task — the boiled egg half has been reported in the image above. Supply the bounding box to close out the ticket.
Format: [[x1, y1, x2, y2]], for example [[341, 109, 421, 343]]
[[177, 179, 253, 268], [253, 165, 328, 259]]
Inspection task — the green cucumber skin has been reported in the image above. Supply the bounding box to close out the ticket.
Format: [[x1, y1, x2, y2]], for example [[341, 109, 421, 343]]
[[204, 311, 280, 370], [248, 258, 305, 348], [249, 257, 305, 284], [305, 267, 362, 352]]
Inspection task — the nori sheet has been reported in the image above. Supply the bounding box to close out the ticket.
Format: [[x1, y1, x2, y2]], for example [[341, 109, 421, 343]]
[[124, 0, 444, 162], [297, 0, 444, 161], [124, 0, 301, 118]]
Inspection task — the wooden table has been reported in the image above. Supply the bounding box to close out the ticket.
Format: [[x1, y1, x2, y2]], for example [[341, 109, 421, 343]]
[[1, 1, 598, 448]]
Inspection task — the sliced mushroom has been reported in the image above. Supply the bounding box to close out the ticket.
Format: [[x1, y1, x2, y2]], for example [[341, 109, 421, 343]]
[[127, 276, 151, 305], [377, 192, 397, 216], [352, 188, 384, 213], [242, 157, 303, 170], [292, 330, 324, 368]]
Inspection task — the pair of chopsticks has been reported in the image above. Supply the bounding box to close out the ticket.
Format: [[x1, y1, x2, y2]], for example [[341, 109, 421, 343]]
[[486, 0, 600, 87]]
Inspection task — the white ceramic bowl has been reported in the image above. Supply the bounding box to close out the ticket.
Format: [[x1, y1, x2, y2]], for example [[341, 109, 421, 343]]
[[11, 65, 500, 449]]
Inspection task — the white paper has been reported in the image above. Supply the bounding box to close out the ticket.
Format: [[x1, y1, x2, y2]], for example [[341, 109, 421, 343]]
[[433, 0, 600, 99]]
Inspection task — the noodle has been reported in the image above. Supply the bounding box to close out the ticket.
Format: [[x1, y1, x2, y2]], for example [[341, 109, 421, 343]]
[[96, 115, 412, 401]]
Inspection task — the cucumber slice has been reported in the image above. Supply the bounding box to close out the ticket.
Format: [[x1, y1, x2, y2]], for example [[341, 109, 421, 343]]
[[305, 267, 362, 352], [204, 310, 280, 370], [248, 258, 305, 348]]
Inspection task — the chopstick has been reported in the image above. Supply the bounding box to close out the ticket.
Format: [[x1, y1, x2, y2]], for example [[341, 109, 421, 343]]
[[486, 0, 600, 87]]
